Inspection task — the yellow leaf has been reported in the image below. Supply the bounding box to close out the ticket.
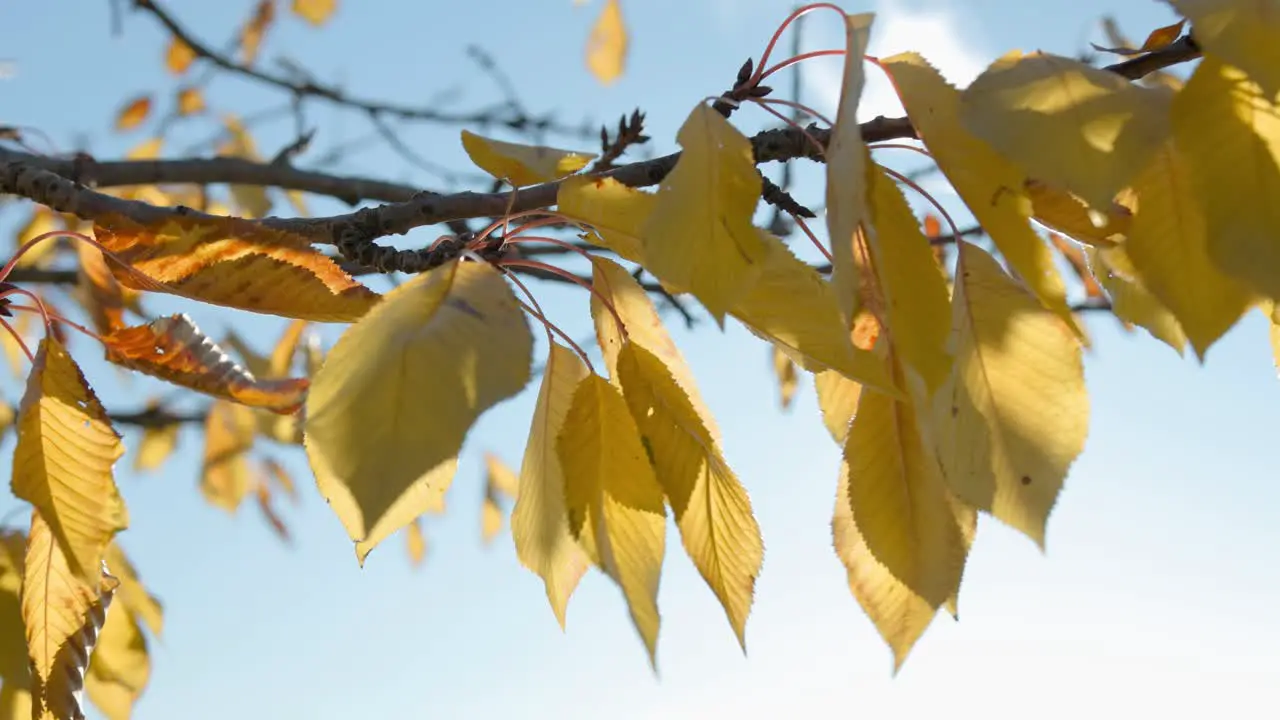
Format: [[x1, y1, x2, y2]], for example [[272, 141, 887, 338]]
[[481, 497, 504, 544], [1269, 303, 1280, 375], [125, 137, 163, 160], [814, 314, 881, 444], [21, 511, 118, 720], [485, 453, 519, 499], [881, 53, 1084, 339], [771, 346, 798, 410], [641, 103, 767, 322], [0, 685, 32, 720], [220, 115, 273, 218], [1025, 179, 1131, 248], [960, 52, 1172, 209], [305, 260, 533, 563], [616, 343, 762, 649], [839, 373, 975, 669], [134, 421, 179, 473], [11, 338, 127, 583], [0, 531, 28, 687], [936, 242, 1089, 546], [1085, 245, 1188, 353], [586, 0, 627, 85], [1123, 143, 1253, 358], [239, 0, 275, 65], [461, 131, 595, 187], [13, 206, 62, 269], [824, 12, 876, 326], [292, 0, 337, 26], [0, 312, 32, 379], [1172, 57, 1280, 302], [865, 164, 952, 391], [510, 343, 591, 628], [556, 176, 650, 264], [726, 232, 899, 397], [201, 400, 256, 513], [85, 602, 149, 720], [102, 543, 163, 637], [165, 36, 195, 75], [114, 95, 151, 133], [1169, 0, 1280, 99], [558, 373, 667, 667], [175, 86, 205, 116], [405, 519, 427, 567]]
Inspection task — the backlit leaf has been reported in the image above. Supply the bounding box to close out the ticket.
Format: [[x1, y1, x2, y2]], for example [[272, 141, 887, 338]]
[[14, 206, 65, 269], [485, 453, 519, 499], [133, 413, 179, 474], [254, 481, 290, 542], [1086, 245, 1188, 352], [176, 86, 205, 116], [85, 600, 149, 720], [936, 242, 1089, 546], [726, 232, 899, 397], [511, 343, 592, 628], [771, 346, 798, 410], [0, 531, 28, 688], [1169, 0, 1280, 98], [814, 313, 881, 444], [1172, 56, 1280, 302], [641, 103, 767, 322], [1025, 179, 1130, 248], [558, 373, 667, 666], [864, 164, 952, 391], [960, 52, 1172, 209], [125, 137, 163, 161], [103, 314, 309, 413], [1123, 143, 1253, 358], [21, 511, 117, 720], [825, 12, 875, 326], [11, 338, 127, 583], [305, 260, 533, 563], [165, 36, 196, 74], [556, 176, 650, 263], [114, 96, 151, 133], [102, 543, 162, 638], [74, 242, 132, 335], [201, 400, 256, 513], [616, 343, 762, 649], [292, 0, 336, 26], [1047, 232, 1105, 299], [461, 131, 595, 187], [586, 0, 627, 85], [219, 115, 273, 218], [882, 53, 1083, 339], [93, 214, 380, 322]]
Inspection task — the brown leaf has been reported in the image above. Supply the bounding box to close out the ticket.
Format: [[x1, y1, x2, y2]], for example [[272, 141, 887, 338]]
[[262, 457, 298, 502], [92, 214, 380, 322], [103, 314, 309, 413], [114, 96, 152, 133]]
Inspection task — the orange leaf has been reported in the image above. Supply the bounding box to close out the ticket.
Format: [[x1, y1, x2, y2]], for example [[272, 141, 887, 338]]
[[1091, 19, 1185, 56], [92, 214, 380, 322], [74, 243, 130, 335], [1048, 232, 1105, 299], [254, 479, 290, 541], [240, 0, 276, 65], [114, 95, 152, 133], [176, 87, 206, 116], [102, 314, 309, 413], [165, 36, 196, 74]]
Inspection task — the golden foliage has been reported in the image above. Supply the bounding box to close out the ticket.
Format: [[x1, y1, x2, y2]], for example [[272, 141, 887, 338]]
[[586, 0, 627, 85]]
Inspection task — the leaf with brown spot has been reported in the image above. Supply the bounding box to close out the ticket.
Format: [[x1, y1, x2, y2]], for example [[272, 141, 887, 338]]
[[92, 214, 380, 322], [103, 314, 309, 413]]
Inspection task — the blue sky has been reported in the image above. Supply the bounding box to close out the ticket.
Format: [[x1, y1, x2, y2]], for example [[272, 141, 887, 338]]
[[2, 0, 1279, 718]]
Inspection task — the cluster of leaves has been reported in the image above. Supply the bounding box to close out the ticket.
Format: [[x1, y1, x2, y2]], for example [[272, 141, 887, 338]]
[[3, 0, 1280, 717]]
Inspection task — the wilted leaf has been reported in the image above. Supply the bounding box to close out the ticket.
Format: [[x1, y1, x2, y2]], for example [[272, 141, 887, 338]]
[[771, 346, 798, 410], [1123, 143, 1253, 358], [586, 0, 627, 85], [21, 511, 118, 720], [239, 0, 275, 65], [176, 86, 205, 116], [511, 343, 591, 628], [201, 400, 256, 513], [114, 96, 152, 133], [825, 12, 875, 327], [461, 131, 595, 187], [304, 260, 533, 563], [882, 53, 1083, 339], [103, 314, 309, 413], [1085, 245, 1188, 352], [292, 0, 336, 26], [1169, 0, 1280, 99], [960, 52, 1172, 209], [936, 242, 1089, 546], [617, 342, 762, 649], [641, 103, 767, 322], [165, 36, 196, 74], [1172, 57, 1280, 303], [254, 481, 290, 542], [93, 214, 380, 322], [558, 373, 667, 666], [11, 338, 127, 583]]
